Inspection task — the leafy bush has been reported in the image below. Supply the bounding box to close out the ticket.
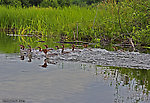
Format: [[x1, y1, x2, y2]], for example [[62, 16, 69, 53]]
[[1, 0, 22, 7], [40, 0, 58, 8]]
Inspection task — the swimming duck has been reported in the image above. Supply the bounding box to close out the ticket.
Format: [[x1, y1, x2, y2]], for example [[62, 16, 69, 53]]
[[55, 46, 60, 50], [41, 48, 53, 59], [36, 47, 45, 58], [27, 46, 32, 62], [72, 44, 75, 51], [44, 45, 55, 54], [61, 44, 69, 54], [82, 44, 92, 51], [83, 44, 88, 48], [44, 45, 54, 51], [19, 45, 26, 52], [61, 44, 73, 54], [39, 59, 48, 68], [19, 45, 27, 57], [37, 47, 42, 52], [71, 44, 81, 53], [55, 46, 61, 54], [27, 45, 37, 57], [19, 45, 25, 50]]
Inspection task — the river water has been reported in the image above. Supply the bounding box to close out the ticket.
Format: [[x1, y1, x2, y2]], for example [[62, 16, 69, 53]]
[[0, 32, 150, 103]]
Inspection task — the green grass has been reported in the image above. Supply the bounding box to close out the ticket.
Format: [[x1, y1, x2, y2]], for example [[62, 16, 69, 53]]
[[0, 0, 149, 45], [0, 6, 97, 37]]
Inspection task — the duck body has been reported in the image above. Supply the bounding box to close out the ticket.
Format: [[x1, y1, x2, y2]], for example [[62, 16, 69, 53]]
[[19, 45, 27, 56], [36, 47, 45, 58], [55, 46, 61, 54], [27, 45, 37, 58], [61, 44, 71, 54], [44, 45, 54, 54]]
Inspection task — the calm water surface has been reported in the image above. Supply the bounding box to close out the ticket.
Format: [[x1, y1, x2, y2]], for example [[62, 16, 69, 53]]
[[0, 32, 150, 103]]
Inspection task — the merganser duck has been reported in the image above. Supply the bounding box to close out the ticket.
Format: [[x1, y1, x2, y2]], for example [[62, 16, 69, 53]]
[[44, 48, 59, 58], [28, 45, 35, 53], [41, 62, 48, 68], [55, 46, 61, 54], [37, 47, 42, 52], [82, 44, 92, 51], [27, 47, 32, 62], [83, 44, 88, 48], [112, 46, 125, 52], [19, 45, 26, 60], [61, 44, 65, 53], [19, 45, 26, 54], [61, 44, 75, 54], [72, 44, 75, 51], [112, 46, 118, 51], [39, 58, 57, 68], [42, 49, 48, 55], [40, 59, 48, 68], [71, 44, 82, 53], [19, 45, 25, 50], [27, 45, 37, 57], [55, 46, 59, 50], [61, 44, 71, 54], [44, 45, 55, 55], [36, 47, 45, 58], [44, 45, 54, 51], [37, 46, 57, 57], [42, 48, 53, 59]]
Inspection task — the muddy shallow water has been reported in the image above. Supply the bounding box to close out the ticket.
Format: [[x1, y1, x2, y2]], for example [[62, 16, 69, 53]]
[[0, 53, 150, 103]]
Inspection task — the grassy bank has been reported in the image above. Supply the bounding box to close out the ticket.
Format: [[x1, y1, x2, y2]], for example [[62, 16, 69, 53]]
[[0, 6, 97, 39], [0, 0, 149, 48]]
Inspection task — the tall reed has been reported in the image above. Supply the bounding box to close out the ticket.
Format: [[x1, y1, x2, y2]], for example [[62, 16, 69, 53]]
[[0, 0, 149, 45]]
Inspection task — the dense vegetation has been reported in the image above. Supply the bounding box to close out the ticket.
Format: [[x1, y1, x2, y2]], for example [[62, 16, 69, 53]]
[[0, 0, 101, 7], [0, 0, 149, 49]]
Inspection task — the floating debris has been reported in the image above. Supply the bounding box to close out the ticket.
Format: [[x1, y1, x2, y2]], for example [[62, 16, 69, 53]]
[[7, 34, 33, 37], [57, 41, 89, 44]]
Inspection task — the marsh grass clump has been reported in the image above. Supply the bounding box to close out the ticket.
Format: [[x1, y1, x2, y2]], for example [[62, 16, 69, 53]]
[[0, 0, 149, 47]]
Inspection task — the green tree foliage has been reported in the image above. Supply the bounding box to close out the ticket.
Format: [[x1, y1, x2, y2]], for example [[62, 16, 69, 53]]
[[1, 0, 21, 7], [0, 0, 104, 7], [83, 0, 101, 5], [29, 0, 43, 6], [57, 0, 70, 7], [20, 0, 30, 7], [40, 0, 58, 8]]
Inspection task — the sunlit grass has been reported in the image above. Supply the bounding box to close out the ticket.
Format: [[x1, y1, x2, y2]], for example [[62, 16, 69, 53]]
[[0, 6, 97, 36], [0, 4, 118, 41], [0, 0, 149, 44]]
